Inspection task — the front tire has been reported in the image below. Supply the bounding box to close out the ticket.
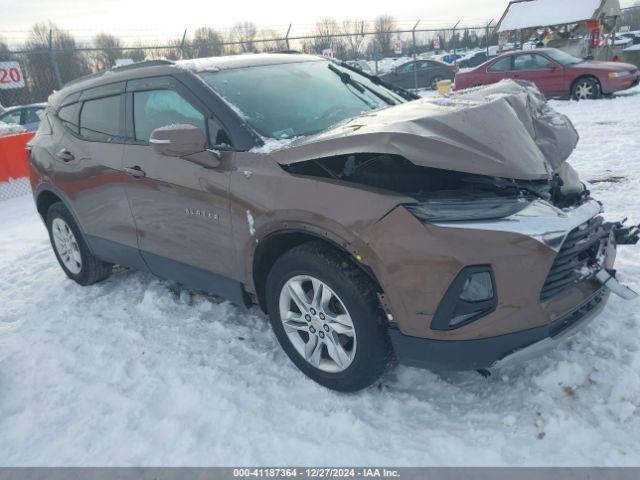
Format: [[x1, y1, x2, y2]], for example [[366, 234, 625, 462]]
[[46, 202, 112, 286], [572, 77, 600, 100], [265, 242, 393, 392]]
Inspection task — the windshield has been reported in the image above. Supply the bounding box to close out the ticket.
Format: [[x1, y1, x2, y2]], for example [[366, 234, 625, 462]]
[[199, 60, 404, 138], [545, 49, 584, 66]]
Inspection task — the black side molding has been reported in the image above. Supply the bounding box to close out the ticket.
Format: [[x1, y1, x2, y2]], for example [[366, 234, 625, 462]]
[[86, 235, 251, 309], [141, 251, 252, 309]]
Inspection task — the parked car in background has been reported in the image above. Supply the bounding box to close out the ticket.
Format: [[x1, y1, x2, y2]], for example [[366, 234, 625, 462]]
[[345, 60, 373, 75], [0, 103, 46, 131], [620, 31, 640, 45], [432, 53, 464, 65], [454, 48, 639, 99], [379, 59, 456, 90], [458, 51, 495, 69]]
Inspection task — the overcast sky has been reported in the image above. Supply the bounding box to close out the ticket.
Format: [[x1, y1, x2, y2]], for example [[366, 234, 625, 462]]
[[0, 0, 519, 42], [1, 0, 637, 44]]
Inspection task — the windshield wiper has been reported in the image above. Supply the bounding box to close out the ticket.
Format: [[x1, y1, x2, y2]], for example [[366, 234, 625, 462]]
[[327, 64, 396, 106], [328, 63, 365, 92], [336, 61, 420, 101]]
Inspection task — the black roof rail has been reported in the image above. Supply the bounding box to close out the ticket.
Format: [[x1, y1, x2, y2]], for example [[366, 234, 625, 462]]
[[111, 59, 175, 72], [61, 59, 176, 89]]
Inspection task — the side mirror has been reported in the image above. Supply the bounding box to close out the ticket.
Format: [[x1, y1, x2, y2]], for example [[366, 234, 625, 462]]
[[150, 124, 220, 168]]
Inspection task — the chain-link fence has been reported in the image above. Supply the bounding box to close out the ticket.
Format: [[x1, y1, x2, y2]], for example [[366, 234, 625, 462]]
[[0, 21, 497, 109], [2, 4, 640, 110]]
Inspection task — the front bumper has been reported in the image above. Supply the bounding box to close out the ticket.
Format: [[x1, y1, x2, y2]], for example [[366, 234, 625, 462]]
[[363, 198, 637, 370], [391, 283, 616, 371], [603, 73, 640, 93]]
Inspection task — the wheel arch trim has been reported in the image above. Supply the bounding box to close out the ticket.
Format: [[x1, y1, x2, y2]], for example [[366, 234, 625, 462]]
[[33, 183, 94, 253], [248, 224, 382, 312], [570, 75, 601, 97]]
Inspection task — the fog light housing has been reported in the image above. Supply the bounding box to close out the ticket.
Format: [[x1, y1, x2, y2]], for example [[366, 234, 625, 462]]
[[459, 272, 494, 302], [431, 266, 497, 331]]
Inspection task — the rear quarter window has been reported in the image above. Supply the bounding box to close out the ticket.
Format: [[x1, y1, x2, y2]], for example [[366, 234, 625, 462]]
[[36, 111, 53, 135], [57, 103, 80, 134]]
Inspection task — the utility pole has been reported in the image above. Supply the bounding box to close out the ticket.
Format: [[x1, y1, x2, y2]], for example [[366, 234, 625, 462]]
[[48, 29, 63, 89], [285, 24, 292, 51], [486, 19, 494, 56], [180, 29, 187, 59], [412, 20, 420, 90], [452, 20, 461, 55]]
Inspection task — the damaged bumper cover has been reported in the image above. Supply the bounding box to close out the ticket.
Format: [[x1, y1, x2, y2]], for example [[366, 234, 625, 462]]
[[391, 268, 637, 372], [387, 199, 638, 371]]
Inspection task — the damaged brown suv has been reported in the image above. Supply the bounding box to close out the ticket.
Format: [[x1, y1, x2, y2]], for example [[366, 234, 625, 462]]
[[29, 54, 639, 391]]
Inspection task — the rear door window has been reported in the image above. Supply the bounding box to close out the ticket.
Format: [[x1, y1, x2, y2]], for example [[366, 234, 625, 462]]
[[79, 95, 122, 142], [487, 57, 513, 73], [133, 89, 206, 143]]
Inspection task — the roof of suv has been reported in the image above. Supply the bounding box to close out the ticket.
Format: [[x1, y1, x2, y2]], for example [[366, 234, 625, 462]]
[[49, 53, 323, 107], [176, 53, 323, 72]]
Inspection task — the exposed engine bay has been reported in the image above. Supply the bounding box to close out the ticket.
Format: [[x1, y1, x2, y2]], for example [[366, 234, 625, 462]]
[[283, 152, 589, 210]]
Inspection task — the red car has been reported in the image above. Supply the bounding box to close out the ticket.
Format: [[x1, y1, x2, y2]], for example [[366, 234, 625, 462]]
[[454, 48, 639, 100]]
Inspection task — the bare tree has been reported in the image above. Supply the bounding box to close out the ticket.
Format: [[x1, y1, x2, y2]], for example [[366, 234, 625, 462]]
[[256, 28, 287, 52], [23, 22, 90, 100], [231, 21, 258, 53], [373, 15, 396, 58], [91, 33, 122, 70], [190, 26, 224, 58], [342, 19, 368, 60], [144, 37, 182, 60], [122, 41, 148, 62], [303, 17, 346, 57]]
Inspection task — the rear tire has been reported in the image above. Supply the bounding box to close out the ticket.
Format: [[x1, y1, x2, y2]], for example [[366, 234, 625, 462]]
[[430, 75, 444, 90], [572, 77, 600, 100], [265, 241, 393, 392], [46, 202, 112, 286]]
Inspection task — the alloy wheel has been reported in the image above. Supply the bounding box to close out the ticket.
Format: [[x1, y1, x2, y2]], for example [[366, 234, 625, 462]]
[[278, 275, 356, 373], [575, 81, 595, 100], [51, 217, 82, 274]]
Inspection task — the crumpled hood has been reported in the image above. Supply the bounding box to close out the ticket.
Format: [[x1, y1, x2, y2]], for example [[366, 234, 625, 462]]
[[272, 80, 578, 181]]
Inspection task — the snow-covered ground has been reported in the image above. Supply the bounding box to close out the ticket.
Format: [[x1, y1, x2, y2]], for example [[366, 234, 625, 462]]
[[1, 87, 640, 466]]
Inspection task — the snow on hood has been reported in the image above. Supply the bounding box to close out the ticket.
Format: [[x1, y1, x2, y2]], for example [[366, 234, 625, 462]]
[[269, 80, 578, 181]]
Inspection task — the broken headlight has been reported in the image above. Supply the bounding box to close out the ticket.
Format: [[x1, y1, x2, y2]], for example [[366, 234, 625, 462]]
[[406, 196, 531, 223]]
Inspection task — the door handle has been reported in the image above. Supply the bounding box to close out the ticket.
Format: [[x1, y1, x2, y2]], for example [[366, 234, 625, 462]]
[[124, 166, 146, 178], [56, 148, 75, 162]]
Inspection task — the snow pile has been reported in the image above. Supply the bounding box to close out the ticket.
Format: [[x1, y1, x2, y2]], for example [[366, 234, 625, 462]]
[[498, 0, 602, 32], [0, 86, 639, 466], [0, 121, 26, 137]]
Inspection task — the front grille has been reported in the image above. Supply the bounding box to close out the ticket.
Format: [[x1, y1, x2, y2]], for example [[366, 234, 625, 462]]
[[540, 216, 609, 301]]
